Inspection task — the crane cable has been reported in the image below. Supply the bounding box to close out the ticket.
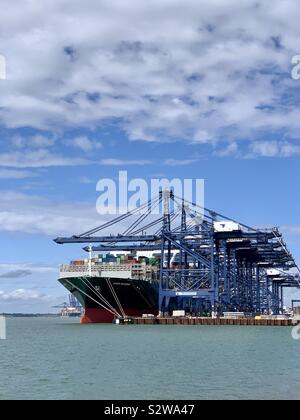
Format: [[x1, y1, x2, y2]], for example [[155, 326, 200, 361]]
[[78, 198, 155, 237], [106, 278, 126, 318], [122, 196, 162, 236], [81, 277, 122, 318], [172, 193, 259, 233], [105, 196, 162, 247], [65, 279, 121, 318], [80, 277, 122, 318]]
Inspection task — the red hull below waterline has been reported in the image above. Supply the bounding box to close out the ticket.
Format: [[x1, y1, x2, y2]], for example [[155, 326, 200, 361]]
[[80, 308, 158, 324]]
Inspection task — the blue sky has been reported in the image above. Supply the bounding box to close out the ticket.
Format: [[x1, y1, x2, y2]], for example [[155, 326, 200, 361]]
[[0, 0, 300, 312]]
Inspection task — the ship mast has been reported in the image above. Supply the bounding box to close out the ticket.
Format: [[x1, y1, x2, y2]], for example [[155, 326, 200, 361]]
[[88, 244, 92, 277]]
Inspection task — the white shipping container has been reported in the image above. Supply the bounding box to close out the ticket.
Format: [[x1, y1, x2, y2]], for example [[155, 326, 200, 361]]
[[214, 221, 241, 232], [266, 269, 281, 277], [172, 310, 186, 317]]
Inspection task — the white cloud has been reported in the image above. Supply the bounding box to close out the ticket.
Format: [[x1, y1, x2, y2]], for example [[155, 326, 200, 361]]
[[250, 141, 280, 157], [66, 136, 102, 152], [0, 190, 151, 236], [0, 150, 91, 168], [12, 134, 55, 149], [0, 0, 300, 153], [79, 175, 94, 184], [0, 269, 32, 279], [280, 143, 300, 157], [99, 158, 152, 166], [281, 226, 300, 234], [0, 263, 64, 312], [0, 263, 57, 275], [215, 142, 239, 157], [0, 169, 38, 179], [0, 190, 104, 236], [249, 141, 300, 158], [164, 158, 199, 166], [0, 288, 51, 302]]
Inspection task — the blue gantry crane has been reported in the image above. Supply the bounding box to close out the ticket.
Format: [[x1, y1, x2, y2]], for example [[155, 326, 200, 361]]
[[54, 191, 300, 316]]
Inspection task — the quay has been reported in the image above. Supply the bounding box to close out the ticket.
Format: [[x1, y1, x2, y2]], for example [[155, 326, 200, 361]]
[[117, 317, 294, 327]]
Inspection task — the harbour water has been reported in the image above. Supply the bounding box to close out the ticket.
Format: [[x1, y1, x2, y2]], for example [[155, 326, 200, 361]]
[[0, 317, 299, 400]]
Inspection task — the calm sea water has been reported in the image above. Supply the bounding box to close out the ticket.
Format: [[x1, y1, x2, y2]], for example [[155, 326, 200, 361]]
[[0, 317, 299, 400]]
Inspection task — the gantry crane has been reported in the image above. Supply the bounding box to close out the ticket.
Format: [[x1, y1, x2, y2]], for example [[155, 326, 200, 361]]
[[54, 191, 300, 316]]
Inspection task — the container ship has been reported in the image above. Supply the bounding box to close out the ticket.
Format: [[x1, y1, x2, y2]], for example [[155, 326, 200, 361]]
[[58, 253, 160, 323]]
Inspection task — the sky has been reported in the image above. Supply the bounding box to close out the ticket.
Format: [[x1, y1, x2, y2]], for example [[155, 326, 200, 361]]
[[0, 0, 300, 312]]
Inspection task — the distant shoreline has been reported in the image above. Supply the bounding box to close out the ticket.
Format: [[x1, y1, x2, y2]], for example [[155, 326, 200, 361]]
[[0, 313, 59, 317]]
